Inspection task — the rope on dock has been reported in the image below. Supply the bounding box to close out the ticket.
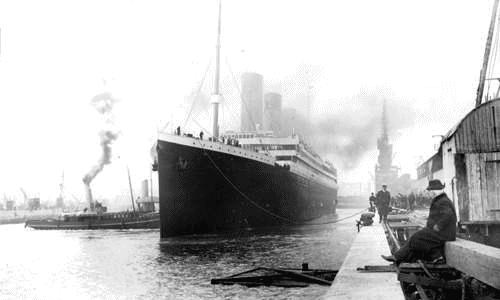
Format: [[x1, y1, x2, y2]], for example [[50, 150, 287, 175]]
[[303, 208, 367, 226]]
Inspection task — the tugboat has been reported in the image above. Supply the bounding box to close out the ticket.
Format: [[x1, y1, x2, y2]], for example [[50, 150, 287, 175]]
[[25, 201, 159, 230], [25, 170, 160, 230]]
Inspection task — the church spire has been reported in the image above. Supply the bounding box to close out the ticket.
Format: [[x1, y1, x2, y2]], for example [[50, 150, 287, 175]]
[[381, 99, 388, 141]]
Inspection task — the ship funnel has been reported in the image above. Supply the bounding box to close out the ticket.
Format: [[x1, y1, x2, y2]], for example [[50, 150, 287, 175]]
[[241, 72, 263, 132], [263, 92, 282, 136], [84, 184, 94, 211]]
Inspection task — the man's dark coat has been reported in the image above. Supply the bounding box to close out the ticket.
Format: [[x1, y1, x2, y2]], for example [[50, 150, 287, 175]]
[[426, 192, 457, 241]]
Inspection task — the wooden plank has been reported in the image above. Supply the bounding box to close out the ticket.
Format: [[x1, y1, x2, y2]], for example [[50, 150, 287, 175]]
[[444, 238, 500, 289], [481, 106, 489, 151], [387, 215, 410, 222], [474, 110, 483, 152], [388, 223, 420, 229], [399, 263, 454, 272], [454, 153, 469, 222], [461, 117, 470, 152], [266, 268, 332, 285], [477, 107, 485, 152], [485, 161, 500, 217], [480, 107, 487, 151], [415, 285, 431, 300], [472, 154, 483, 221], [494, 104, 500, 146], [462, 112, 470, 152], [460, 220, 500, 225], [398, 273, 462, 290], [356, 265, 397, 273], [479, 153, 490, 221], [466, 154, 477, 220], [487, 105, 496, 151], [482, 105, 491, 151]]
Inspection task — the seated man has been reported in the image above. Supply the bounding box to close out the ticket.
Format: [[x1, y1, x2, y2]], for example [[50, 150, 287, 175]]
[[381, 180, 457, 264]]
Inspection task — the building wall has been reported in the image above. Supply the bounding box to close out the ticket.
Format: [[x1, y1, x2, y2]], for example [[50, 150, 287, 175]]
[[458, 152, 500, 222], [426, 135, 500, 223], [441, 138, 460, 220]]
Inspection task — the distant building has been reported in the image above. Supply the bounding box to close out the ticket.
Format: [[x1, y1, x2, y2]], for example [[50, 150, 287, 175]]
[[374, 101, 399, 191], [28, 198, 41, 211], [5, 200, 15, 211]]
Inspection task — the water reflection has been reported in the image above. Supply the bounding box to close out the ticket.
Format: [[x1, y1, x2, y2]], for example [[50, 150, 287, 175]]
[[0, 209, 360, 299]]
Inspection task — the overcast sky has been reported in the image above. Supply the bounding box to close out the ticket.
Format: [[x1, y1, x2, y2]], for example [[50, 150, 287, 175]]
[[0, 0, 495, 204]]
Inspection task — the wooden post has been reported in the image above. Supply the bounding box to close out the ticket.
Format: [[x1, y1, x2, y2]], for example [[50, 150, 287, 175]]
[[476, 0, 499, 107]]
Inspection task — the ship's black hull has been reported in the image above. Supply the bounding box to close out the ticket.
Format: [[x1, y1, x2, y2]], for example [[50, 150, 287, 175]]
[[157, 139, 337, 237]]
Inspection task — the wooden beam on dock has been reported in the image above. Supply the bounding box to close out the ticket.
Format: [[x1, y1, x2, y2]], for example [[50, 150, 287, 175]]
[[444, 238, 500, 289], [387, 215, 410, 222], [322, 223, 404, 299]]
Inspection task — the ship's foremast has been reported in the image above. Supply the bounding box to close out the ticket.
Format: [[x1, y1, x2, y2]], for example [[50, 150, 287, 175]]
[[211, 0, 222, 139]]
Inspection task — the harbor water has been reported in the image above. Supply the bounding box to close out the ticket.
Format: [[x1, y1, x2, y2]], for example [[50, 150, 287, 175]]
[[0, 208, 362, 300]]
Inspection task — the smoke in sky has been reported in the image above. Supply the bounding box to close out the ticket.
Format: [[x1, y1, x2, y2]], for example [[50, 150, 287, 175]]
[[82, 92, 119, 185], [282, 88, 416, 171]]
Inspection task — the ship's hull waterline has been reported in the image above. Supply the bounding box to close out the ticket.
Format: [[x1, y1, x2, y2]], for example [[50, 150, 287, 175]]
[[157, 137, 338, 238]]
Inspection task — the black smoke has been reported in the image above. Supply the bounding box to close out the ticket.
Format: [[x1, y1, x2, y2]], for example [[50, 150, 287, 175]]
[[281, 88, 416, 170], [82, 92, 119, 185]]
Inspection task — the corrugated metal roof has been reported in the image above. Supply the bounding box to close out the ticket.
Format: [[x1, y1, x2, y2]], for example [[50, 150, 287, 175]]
[[442, 98, 500, 153], [443, 98, 500, 141]]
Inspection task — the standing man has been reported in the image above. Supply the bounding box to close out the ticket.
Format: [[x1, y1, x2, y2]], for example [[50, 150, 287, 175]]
[[408, 192, 416, 210], [369, 193, 376, 212], [381, 180, 457, 263], [376, 184, 391, 223]]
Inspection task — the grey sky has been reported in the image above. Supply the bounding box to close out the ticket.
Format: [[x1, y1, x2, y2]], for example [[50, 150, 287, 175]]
[[0, 0, 494, 203]]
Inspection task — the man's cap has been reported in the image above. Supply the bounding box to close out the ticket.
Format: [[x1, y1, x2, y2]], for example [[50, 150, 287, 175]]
[[382, 184, 387, 187], [426, 179, 445, 191]]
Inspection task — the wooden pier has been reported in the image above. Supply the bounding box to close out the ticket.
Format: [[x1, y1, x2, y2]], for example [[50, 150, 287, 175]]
[[322, 222, 404, 299]]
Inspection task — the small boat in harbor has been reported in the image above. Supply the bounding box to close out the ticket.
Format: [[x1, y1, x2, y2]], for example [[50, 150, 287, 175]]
[[25, 210, 159, 230], [25, 167, 160, 230]]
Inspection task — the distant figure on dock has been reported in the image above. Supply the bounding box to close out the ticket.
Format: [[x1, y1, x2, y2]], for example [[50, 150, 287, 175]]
[[381, 180, 457, 264], [199, 131, 204, 140], [408, 192, 416, 210], [176, 126, 181, 135], [376, 185, 391, 223], [369, 193, 376, 212]]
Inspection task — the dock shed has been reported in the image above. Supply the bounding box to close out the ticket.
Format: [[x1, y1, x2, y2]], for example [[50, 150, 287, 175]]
[[418, 99, 500, 246]]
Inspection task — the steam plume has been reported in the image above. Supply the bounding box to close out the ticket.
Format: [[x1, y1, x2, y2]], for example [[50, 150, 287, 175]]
[[282, 88, 415, 170], [82, 92, 119, 185]]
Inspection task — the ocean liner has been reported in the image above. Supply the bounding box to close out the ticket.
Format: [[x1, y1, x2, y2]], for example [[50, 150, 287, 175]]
[[155, 1, 338, 237]]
